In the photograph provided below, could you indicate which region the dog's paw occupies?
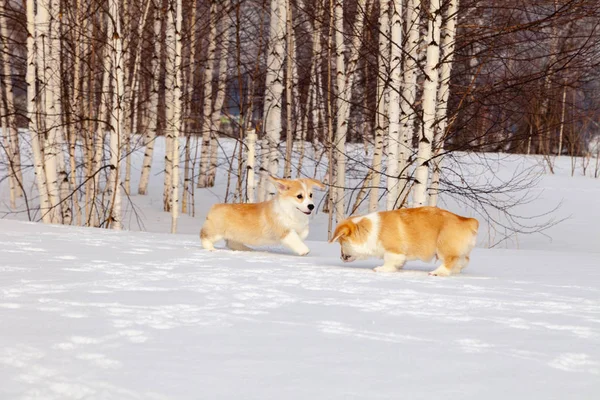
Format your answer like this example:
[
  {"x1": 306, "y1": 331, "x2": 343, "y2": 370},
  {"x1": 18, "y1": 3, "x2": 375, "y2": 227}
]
[
  {"x1": 429, "y1": 268, "x2": 451, "y2": 277},
  {"x1": 200, "y1": 239, "x2": 216, "y2": 251},
  {"x1": 374, "y1": 265, "x2": 398, "y2": 273},
  {"x1": 298, "y1": 249, "x2": 310, "y2": 256}
]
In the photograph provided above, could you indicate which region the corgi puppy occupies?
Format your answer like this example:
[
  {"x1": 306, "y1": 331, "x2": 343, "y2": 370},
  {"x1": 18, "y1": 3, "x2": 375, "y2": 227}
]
[
  {"x1": 329, "y1": 206, "x2": 479, "y2": 276},
  {"x1": 200, "y1": 176, "x2": 325, "y2": 255}
]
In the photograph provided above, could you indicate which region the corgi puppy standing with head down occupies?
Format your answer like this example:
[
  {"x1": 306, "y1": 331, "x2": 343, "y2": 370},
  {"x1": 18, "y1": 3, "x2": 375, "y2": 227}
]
[
  {"x1": 200, "y1": 176, "x2": 325, "y2": 255},
  {"x1": 329, "y1": 206, "x2": 479, "y2": 276}
]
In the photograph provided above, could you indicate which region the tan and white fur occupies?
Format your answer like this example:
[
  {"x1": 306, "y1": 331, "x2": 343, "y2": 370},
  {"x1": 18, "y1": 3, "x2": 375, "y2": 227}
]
[
  {"x1": 329, "y1": 206, "x2": 479, "y2": 276},
  {"x1": 200, "y1": 176, "x2": 325, "y2": 255}
]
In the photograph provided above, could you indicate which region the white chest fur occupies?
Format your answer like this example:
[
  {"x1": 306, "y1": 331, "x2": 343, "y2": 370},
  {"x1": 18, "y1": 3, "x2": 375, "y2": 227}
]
[{"x1": 272, "y1": 198, "x2": 310, "y2": 236}]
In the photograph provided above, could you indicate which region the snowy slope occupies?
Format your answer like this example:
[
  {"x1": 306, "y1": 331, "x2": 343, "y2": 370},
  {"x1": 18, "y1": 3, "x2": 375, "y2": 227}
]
[{"x1": 1, "y1": 219, "x2": 599, "y2": 399}]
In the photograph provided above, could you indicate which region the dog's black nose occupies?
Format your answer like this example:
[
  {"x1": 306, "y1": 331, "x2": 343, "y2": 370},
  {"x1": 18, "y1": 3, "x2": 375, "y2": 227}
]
[{"x1": 307, "y1": 204, "x2": 314, "y2": 211}]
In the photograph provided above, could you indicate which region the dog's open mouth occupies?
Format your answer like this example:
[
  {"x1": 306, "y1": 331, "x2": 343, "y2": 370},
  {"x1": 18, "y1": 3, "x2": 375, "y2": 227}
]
[{"x1": 297, "y1": 208, "x2": 311, "y2": 215}]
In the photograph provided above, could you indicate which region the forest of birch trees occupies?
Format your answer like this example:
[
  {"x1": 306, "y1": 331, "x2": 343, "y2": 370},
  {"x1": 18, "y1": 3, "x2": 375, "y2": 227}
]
[{"x1": 1, "y1": 0, "x2": 600, "y2": 234}]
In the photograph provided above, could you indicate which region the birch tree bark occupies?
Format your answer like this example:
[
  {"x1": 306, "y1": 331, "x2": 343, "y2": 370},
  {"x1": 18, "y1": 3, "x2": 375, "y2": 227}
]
[
  {"x1": 333, "y1": 0, "x2": 346, "y2": 221},
  {"x1": 283, "y1": 0, "x2": 294, "y2": 179},
  {"x1": 138, "y1": 5, "x2": 162, "y2": 195},
  {"x1": 0, "y1": 7, "x2": 24, "y2": 197},
  {"x1": 182, "y1": 0, "x2": 199, "y2": 214},
  {"x1": 369, "y1": 0, "x2": 389, "y2": 213},
  {"x1": 398, "y1": 0, "x2": 421, "y2": 205},
  {"x1": 429, "y1": 0, "x2": 460, "y2": 207},
  {"x1": 557, "y1": 85, "x2": 567, "y2": 157},
  {"x1": 412, "y1": 0, "x2": 442, "y2": 207},
  {"x1": 70, "y1": 0, "x2": 85, "y2": 226},
  {"x1": 166, "y1": 0, "x2": 183, "y2": 233},
  {"x1": 206, "y1": 7, "x2": 233, "y2": 188},
  {"x1": 0, "y1": 100, "x2": 16, "y2": 209},
  {"x1": 37, "y1": 0, "x2": 62, "y2": 223},
  {"x1": 26, "y1": 0, "x2": 51, "y2": 223},
  {"x1": 91, "y1": 45, "x2": 111, "y2": 226},
  {"x1": 82, "y1": 11, "x2": 96, "y2": 225},
  {"x1": 333, "y1": 0, "x2": 368, "y2": 222},
  {"x1": 246, "y1": 129, "x2": 257, "y2": 202},
  {"x1": 197, "y1": 1, "x2": 218, "y2": 189},
  {"x1": 107, "y1": 0, "x2": 124, "y2": 230},
  {"x1": 50, "y1": 0, "x2": 72, "y2": 224},
  {"x1": 386, "y1": 0, "x2": 402, "y2": 210},
  {"x1": 123, "y1": 0, "x2": 153, "y2": 196},
  {"x1": 258, "y1": 0, "x2": 286, "y2": 200},
  {"x1": 163, "y1": 1, "x2": 176, "y2": 212}
]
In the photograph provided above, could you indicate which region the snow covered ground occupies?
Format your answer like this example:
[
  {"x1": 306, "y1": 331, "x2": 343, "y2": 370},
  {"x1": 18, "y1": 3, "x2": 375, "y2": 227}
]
[
  {"x1": 1, "y1": 137, "x2": 600, "y2": 398},
  {"x1": 1, "y1": 219, "x2": 599, "y2": 399}
]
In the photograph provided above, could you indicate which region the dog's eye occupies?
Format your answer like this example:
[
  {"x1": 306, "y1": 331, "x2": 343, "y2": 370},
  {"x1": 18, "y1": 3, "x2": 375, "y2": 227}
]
[
  {"x1": 297, "y1": 194, "x2": 303, "y2": 199},
  {"x1": 309, "y1": 193, "x2": 313, "y2": 198}
]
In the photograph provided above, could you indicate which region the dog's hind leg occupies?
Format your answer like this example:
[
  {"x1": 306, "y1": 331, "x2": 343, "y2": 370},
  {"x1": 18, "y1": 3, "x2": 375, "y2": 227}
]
[
  {"x1": 452, "y1": 256, "x2": 470, "y2": 274},
  {"x1": 200, "y1": 226, "x2": 221, "y2": 251},
  {"x1": 201, "y1": 236, "x2": 221, "y2": 251},
  {"x1": 430, "y1": 255, "x2": 460, "y2": 277},
  {"x1": 226, "y1": 240, "x2": 252, "y2": 252}
]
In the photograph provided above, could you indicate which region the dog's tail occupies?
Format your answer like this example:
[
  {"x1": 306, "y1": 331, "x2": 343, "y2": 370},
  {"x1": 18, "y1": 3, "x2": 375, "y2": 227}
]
[{"x1": 468, "y1": 218, "x2": 479, "y2": 236}]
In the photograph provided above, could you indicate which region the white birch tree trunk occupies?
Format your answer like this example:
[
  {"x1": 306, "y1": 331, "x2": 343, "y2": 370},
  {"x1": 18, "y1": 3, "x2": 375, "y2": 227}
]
[
  {"x1": 369, "y1": 0, "x2": 389, "y2": 213},
  {"x1": 412, "y1": 0, "x2": 442, "y2": 207},
  {"x1": 304, "y1": 0, "x2": 324, "y2": 168},
  {"x1": 386, "y1": 0, "x2": 402, "y2": 211},
  {"x1": 182, "y1": 0, "x2": 199, "y2": 214},
  {"x1": 0, "y1": 8, "x2": 24, "y2": 197},
  {"x1": 166, "y1": 0, "x2": 182, "y2": 233},
  {"x1": 398, "y1": 0, "x2": 421, "y2": 206},
  {"x1": 333, "y1": 0, "x2": 368, "y2": 222},
  {"x1": 246, "y1": 129, "x2": 257, "y2": 202},
  {"x1": 206, "y1": 6, "x2": 232, "y2": 187},
  {"x1": 283, "y1": 0, "x2": 294, "y2": 179},
  {"x1": 258, "y1": 0, "x2": 287, "y2": 200},
  {"x1": 333, "y1": 0, "x2": 346, "y2": 221},
  {"x1": 0, "y1": 101, "x2": 16, "y2": 209},
  {"x1": 70, "y1": 0, "x2": 84, "y2": 227},
  {"x1": 163, "y1": 4, "x2": 176, "y2": 212},
  {"x1": 26, "y1": 0, "x2": 51, "y2": 223},
  {"x1": 107, "y1": 0, "x2": 124, "y2": 230},
  {"x1": 82, "y1": 11, "x2": 95, "y2": 225},
  {"x1": 123, "y1": 0, "x2": 153, "y2": 196},
  {"x1": 557, "y1": 84, "x2": 567, "y2": 157},
  {"x1": 197, "y1": 1, "x2": 218, "y2": 189},
  {"x1": 49, "y1": 0, "x2": 72, "y2": 225},
  {"x1": 258, "y1": 136, "x2": 268, "y2": 202},
  {"x1": 91, "y1": 47, "x2": 111, "y2": 227},
  {"x1": 163, "y1": 121, "x2": 173, "y2": 211},
  {"x1": 429, "y1": 0, "x2": 460, "y2": 207},
  {"x1": 37, "y1": 0, "x2": 62, "y2": 224},
  {"x1": 138, "y1": 6, "x2": 162, "y2": 195}
]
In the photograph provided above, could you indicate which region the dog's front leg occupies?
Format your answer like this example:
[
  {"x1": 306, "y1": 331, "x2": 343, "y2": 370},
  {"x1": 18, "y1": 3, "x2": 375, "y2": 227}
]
[
  {"x1": 374, "y1": 252, "x2": 406, "y2": 272},
  {"x1": 299, "y1": 227, "x2": 309, "y2": 241},
  {"x1": 281, "y1": 231, "x2": 310, "y2": 256}
]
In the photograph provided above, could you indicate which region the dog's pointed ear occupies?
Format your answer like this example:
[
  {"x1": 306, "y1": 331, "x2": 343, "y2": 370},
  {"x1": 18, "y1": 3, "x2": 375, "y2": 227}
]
[
  {"x1": 329, "y1": 222, "x2": 351, "y2": 243},
  {"x1": 268, "y1": 176, "x2": 290, "y2": 192},
  {"x1": 303, "y1": 178, "x2": 326, "y2": 190}
]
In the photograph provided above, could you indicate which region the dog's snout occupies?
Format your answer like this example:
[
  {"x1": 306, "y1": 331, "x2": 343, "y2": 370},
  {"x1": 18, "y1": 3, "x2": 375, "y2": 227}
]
[{"x1": 307, "y1": 204, "x2": 315, "y2": 211}]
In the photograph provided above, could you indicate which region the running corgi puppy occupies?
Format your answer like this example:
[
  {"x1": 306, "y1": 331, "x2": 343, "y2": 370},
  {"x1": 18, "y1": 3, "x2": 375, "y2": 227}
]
[
  {"x1": 200, "y1": 176, "x2": 325, "y2": 255},
  {"x1": 330, "y1": 206, "x2": 479, "y2": 276}
]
